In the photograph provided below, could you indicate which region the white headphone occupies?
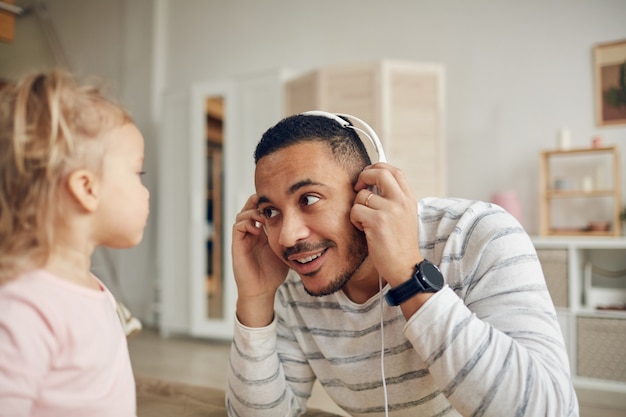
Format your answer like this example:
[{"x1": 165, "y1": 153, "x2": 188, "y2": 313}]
[{"x1": 300, "y1": 110, "x2": 387, "y2": 163}]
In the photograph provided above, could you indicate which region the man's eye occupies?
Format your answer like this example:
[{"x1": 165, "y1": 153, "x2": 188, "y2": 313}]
[
  {"x1": 302, "y1": 195, "x2": 320, "y2": 206},
  {"x1": 261, "y1": 207, "x2": 279, "y2": 219}
]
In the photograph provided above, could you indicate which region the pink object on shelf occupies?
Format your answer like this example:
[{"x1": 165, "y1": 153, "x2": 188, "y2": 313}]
[
  {"x1": 491, "y1": 191, "x2": 523, "y2": 223},
  {"x1": 592, "y1": 136, "x2": 603, "y2": 148}
]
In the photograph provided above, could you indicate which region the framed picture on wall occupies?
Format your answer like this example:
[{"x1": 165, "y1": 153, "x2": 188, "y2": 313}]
[{"x1": 594, "y1": 39, "x2": 626, "y2": 126}]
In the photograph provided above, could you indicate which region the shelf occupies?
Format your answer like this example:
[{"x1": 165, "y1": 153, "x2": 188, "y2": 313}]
[
  {"x1": 577, "y1": 306, "x2": 626, "y2": 318},
  {"x1": 205, "y1": 97, "x2": 223, "y2": 144},
  {"x1": 205, "y1": 96, "x2": 224, "y2": 120},
  {"x1": 542, "y1": 146, "x2": 617, "y2": 157},
  {"x1": 546, "y1": 189, "x2": 616, "y2": 198},
  {"x1": 546, "y1": 228, "x2": 615, "y2": 237},
  {"x1": 532, "y1": 236, "x2": 626, "y2": 248},
  {"x1": 539, "y1": 146, "x2": 621, "y2": 237},
  {"x1": 579, "y1": 307, "x2": 626, "y2": 316}
]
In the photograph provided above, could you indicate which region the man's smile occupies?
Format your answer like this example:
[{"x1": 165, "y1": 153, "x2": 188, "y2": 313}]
[
  {"x1": 284, "y1": 243, "x2": 333, "y2": 276},
  {"x1": 292, "y1": 249, "x2": 326, "y2": 264}
]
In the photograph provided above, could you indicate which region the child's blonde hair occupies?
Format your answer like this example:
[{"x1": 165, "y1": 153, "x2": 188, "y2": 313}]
[{"x1": 0, "y1": 68, "x2": 133, "y2": 283}]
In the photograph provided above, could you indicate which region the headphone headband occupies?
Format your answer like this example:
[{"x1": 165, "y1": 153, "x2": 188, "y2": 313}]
[{"x1": 299, "y1": 110, "x2": 387, "y2": 163}]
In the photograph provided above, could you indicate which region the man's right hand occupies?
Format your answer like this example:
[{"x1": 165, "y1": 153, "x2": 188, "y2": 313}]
[{"x1": 231, "y1": 194, "x2": 289, "y2": 327}]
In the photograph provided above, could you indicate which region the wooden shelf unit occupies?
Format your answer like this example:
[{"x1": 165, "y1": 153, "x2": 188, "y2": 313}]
[{"x1": 539, "y1": 146, "x2": 622, "y2": 237}]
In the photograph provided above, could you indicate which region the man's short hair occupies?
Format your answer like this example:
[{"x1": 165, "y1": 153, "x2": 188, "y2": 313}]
[{"x1": 254, "y1": 114, "x2": 372, "y2": 183}]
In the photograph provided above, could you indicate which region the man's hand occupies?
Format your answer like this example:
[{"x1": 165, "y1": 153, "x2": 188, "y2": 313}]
[
  {"x1": 232, "y1": 194, "x2": 289, "y2": 327},
  {"x1": 351, "y1": 163, "x2": 435, "y2": 315},
  {"x1": 350, "y1": 163, "x2": 422, "y2": 290}
]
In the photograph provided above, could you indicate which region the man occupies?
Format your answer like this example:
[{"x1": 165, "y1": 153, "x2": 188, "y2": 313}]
[{"x1": 227, "y1": 112, "x2": 579, "y2": 416}]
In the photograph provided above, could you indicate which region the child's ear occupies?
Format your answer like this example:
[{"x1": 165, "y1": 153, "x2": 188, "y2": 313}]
[{"x1": 67, "y1": 169, "x2": 99, "y2": 212}]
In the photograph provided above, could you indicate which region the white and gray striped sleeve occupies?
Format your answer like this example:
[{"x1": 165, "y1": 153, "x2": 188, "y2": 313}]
[
  {"x1": 226, "y1": 311, "x2": 314, "y2": 417},
  {"x1": 406, "y1": 201, "x2": 578, "y2": 417}
]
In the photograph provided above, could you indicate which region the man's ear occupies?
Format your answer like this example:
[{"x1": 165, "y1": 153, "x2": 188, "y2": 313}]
[{"x1": 67, "y1": 169, "x2": 100, "y2": 212}]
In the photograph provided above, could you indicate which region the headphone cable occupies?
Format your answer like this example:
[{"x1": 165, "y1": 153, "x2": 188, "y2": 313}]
[{"x1": 379, "y1": 274, "x2": 390, "y2": 417}]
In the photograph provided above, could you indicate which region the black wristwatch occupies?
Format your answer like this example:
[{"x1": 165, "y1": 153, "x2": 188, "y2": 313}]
[{"x1": 384, "y1": 259, "x2": 444, "y2": 306}]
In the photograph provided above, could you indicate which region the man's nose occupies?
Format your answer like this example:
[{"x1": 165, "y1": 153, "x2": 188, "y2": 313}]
[{"x1": 278, "y1": 211, "x2": 309, "y2": 248}]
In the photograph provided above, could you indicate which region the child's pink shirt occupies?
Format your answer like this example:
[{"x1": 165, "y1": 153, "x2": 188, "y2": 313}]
[{"x1": 0, "y1": 269, "x2": 136, "y2": 417}]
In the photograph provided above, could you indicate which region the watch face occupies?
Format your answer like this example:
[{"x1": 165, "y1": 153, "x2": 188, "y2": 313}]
[{"x1": 420, "y1": 261, "x2": 444, "y2": 290}]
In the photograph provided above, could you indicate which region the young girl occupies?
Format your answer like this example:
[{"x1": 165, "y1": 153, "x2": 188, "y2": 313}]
[{"x1": 0, "y1": 69, "x2": 150, "y2": 416}]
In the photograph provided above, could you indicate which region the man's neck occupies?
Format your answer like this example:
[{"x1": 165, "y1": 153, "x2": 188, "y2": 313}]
[{"x1": 342, "y1": 258, "x2": 385, "y2": 304}]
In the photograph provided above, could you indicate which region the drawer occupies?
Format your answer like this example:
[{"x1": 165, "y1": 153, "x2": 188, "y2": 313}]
[
  {"x1": 536, "y1": 249, "x2": 569, "y2": 308},
  {"x1": 577, "y1": 316, "x2": 626, "y2": 382}
]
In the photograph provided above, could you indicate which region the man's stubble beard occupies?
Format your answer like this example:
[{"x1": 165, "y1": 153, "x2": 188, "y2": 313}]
[{"x1": 303, "y1": 227, "x2": 369, "y2": 297}]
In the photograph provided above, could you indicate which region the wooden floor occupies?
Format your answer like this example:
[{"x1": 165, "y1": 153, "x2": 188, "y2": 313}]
[{"x1": 128, "y1": 329, "x2": 625, "y2": 417}]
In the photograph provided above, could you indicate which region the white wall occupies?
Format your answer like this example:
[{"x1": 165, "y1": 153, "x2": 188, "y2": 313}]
[
  {"x1": 1, "y1": 0, "x2": 625, "y2": 326},
  {"x1": 0, "y1": 0, "x2": 158, "y2": 325},
  {"x1": 162, "y1": 0, "x2": 626, "y2": 234}
]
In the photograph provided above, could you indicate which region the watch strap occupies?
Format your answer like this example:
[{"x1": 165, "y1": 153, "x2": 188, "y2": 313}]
[
  {"x1": 384, "y1": 271, "x2": 427, "y2": 306},
  {"x1": 384, "y1": 260, "x2": 443, "y2": 306}
]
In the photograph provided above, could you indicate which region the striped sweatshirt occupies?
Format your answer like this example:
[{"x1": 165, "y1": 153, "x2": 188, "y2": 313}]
[{"x1": 227, "y1": 197, "x2": 579, "y2": 416}]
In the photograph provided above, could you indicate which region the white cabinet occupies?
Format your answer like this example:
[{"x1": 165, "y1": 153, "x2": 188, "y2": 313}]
[
  {"x1": 285, "y1": 60, "x2": 446, "y2": 199},
  {"x1": 157, "y1": 69, "x2": 291, "y2": 340},
  {"x1": 533, "y1": 237, "x2": 626, "y2": 393}
]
